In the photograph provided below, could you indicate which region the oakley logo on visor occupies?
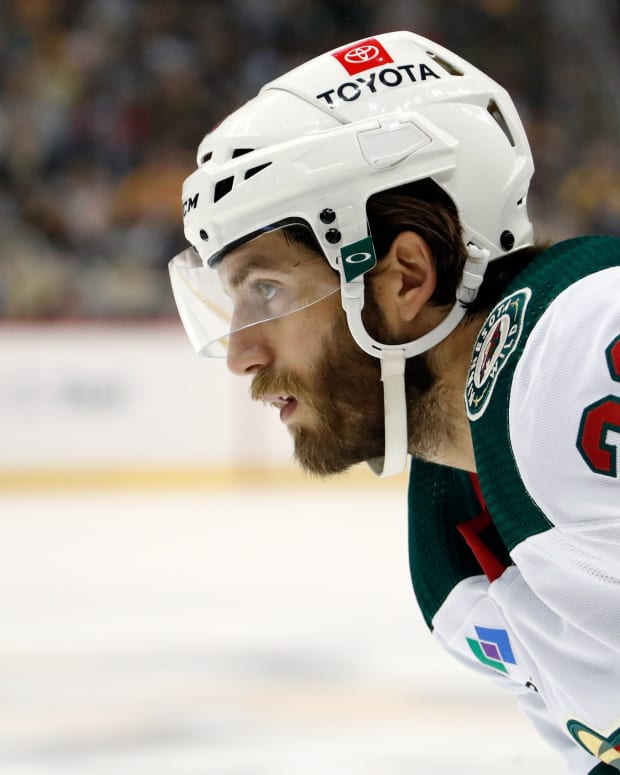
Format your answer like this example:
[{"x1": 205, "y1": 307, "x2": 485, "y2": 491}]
[{"x1": 332, "y1": 38, "x2": 393, "y2": 75}]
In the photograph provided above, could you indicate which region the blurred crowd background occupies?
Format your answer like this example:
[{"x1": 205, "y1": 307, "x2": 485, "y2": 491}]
[{"x1": 1, "y1": 0, "x2": 618, "y2": 321}]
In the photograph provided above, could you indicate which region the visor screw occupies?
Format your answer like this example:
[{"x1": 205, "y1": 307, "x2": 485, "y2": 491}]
[
  {"x1": 325, "y1": 228, "x2": 341, "y2": 244},
  {"x1": 319, "y1": 208, "x2": 336, "y2": 224},
  {"x1": 500, "y1": 230, "x2": 514, "y2": 251}
]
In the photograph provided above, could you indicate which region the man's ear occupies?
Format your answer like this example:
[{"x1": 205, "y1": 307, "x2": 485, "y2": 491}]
[{"x1": 388, "y1": 231, "x2": 437, "y2": 323}]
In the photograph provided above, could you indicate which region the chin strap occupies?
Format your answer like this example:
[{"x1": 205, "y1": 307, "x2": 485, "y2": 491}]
[
  {"x1": 366, "y1": 349, "x2": 408, "y2": 477},
  {"x1": 361, "y1": 243, "x2": 490, "y2": 479}
]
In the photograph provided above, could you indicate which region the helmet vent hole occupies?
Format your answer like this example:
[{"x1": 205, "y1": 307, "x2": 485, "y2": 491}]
[
  {"x1": 232, "y1": 148, "x2": 254, "y2": 158},
  {"x1": 426, "y1": 51, "x2": 463, "y2": 76},
  {"x1": 487, "y1": 99, "x2": 515, "y2": 147},
  {"x1": 213, "y1": 176, "x2": 234, "y2": 203},
  {"x1": 200, "y1": 151, "x2": 213, "y2": 165},
  {"x1": 244, "y1": 162, "x2": 272, "y2": 180}
]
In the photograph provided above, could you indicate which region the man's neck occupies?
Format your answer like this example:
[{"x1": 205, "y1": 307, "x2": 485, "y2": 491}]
[{"x1": 425, "y1": 312, "x2": 488, "y2": 472}]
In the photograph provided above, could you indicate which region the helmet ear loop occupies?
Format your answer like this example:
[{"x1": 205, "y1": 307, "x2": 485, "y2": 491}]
[{"x1": 458, "y1": 244, "x2": 490, "y2": 305}]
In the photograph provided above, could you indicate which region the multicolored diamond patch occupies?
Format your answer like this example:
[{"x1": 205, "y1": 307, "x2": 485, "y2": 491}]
[{"x1": 466, "y1": 626, "x2": 517, "y2": 674}]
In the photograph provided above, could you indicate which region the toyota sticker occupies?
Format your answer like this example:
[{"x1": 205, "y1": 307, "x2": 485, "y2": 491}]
[{"x1": 331, "y1": 37, "x2": 394, "y2": 75}]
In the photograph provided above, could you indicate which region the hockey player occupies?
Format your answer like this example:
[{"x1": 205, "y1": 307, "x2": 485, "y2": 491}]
[{"x1": 169, "y1": 31, "x2": 620, "y2": 774}]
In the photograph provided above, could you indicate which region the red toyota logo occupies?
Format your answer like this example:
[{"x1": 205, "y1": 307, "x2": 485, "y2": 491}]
[
  {"x1": 344, "y1": 45, "x2": 380, "y2": 64},
  {"x1": 332, "y1": 37, "x2": 393, "y2": 75}
]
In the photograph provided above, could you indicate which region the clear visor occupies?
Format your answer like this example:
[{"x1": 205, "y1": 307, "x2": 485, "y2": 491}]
[{"x1": 169, "y1": 227, "x2": 341, "y2": 357}]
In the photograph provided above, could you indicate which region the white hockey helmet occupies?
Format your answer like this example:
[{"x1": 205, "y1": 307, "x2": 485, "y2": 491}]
[{"x1": 170, "y1": 30, "x2": 534, "y2": 475}]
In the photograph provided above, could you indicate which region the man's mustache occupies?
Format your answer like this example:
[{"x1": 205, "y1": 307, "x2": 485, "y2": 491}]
[{"x1": 250, "y1": 368, "x2": 307, "y2": 402}]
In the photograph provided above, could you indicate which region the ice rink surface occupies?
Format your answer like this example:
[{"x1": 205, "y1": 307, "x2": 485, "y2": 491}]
[{"x1": 0, "y1": 483, "x2": 563, "y2": 775}]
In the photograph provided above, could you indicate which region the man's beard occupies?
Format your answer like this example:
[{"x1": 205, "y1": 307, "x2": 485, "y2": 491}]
[{"x1": 250, "y1": 306, "x2": 454, "y2": 477}]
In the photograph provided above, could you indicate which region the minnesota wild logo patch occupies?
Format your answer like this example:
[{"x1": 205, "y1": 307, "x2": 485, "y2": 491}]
[
  {"x1": 466, "y1": 288, "x2": 531, "y2": 421},
  {"x1": 566, "y1": 717, "x2": 620, "y2": 770}
]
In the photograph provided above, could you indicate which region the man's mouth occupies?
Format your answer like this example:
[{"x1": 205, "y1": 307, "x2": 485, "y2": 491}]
[{"x1": 258, "y1": 393, "x2": 299, "y2": 423}]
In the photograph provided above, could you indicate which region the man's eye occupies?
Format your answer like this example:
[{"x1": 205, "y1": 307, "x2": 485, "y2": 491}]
[{"x1": 253, "y1": 281, "x2": 278, "y2": 302}]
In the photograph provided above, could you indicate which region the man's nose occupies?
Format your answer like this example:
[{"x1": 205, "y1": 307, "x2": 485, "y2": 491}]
[{"x1": 226, "y1": 323, "x2": 273, "y2": 375}]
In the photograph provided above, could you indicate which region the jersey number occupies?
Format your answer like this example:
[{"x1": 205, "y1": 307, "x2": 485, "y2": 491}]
[{"x1": 577, "y1": 334, "x2": 620, "y2": 477}]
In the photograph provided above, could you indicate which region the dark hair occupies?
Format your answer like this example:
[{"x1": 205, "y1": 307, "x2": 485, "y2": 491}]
[
  {"x1": 282, "y1": 223, "x2": 323, "y2": 254},
  {"x1": 366, "y1": 178, "x2": 545, "y2": 316}
]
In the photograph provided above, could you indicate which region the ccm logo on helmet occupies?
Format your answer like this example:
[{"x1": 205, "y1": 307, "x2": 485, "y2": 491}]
[
  {"x1": 183, "y1": 193, "x2": 199, "y2": 216},
  {"x1": 316, "y1": 63, "x2": 440, "y2": 108}
]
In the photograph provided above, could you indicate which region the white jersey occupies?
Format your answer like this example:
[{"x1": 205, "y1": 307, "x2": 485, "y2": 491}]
[{"x1": 408, "y1": 237, "x2": 620, "y2": 774}]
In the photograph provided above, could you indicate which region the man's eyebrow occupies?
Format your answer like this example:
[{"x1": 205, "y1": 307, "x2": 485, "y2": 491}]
[
  {"x1": 226, "y1": 259, "x2": 271, "y2": 290},
  {"x1": 225, "y1": 257, "x2": 301, "y2": 290}
]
